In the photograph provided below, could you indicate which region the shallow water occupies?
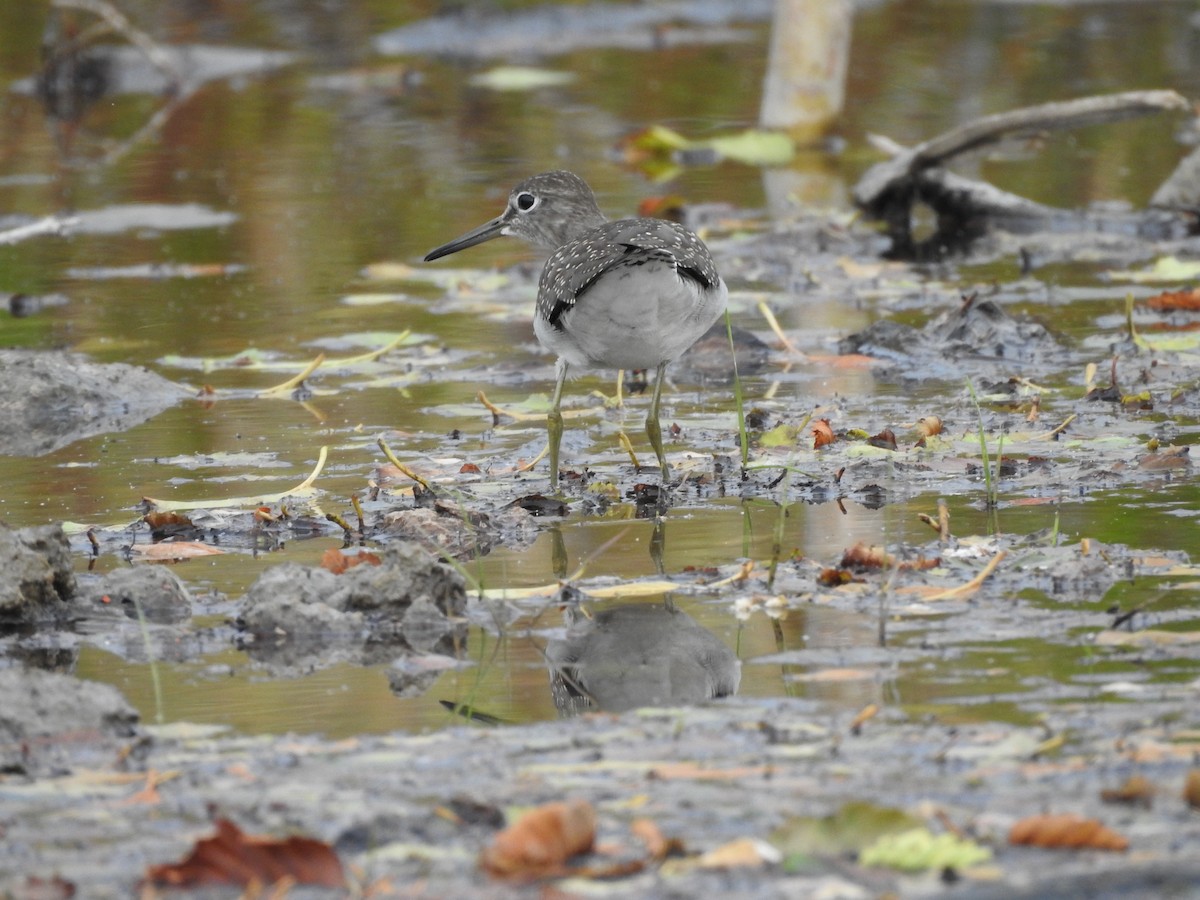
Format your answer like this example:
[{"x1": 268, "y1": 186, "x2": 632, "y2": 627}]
[{"x1": 2, "y1": 0, "x2": 1198, "y2": 737}]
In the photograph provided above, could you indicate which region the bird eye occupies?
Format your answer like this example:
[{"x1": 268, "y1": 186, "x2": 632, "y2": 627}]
[{"x1": 515, "y1": 192, "x2": 538, "y2": 212}]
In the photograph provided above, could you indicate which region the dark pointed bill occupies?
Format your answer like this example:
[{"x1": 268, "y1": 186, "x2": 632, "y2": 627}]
[{"x1": 423, "y1": 215, "x2": 508, "y2": 262}]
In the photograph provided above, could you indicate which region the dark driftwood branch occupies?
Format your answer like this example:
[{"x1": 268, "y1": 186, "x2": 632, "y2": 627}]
[
  {"x1": 50, "y1": 0, "x2": 181, "y2": 87},
  {"x1": 855, "y1": 90, "x2": 1189, "y2": 209},
  {"x1": 852, "y1": 89, "x2": 1194, "y2": 258}
]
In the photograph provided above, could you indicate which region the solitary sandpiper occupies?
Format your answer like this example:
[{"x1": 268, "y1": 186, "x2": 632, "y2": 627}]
[{"x1": 424, "y1": 170, "x2": 728, "y2": 490}]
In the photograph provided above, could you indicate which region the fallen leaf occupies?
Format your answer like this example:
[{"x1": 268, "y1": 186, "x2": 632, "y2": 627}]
[
  {"x1": 129, "y1": 541, "x2": 225, "y2": 560},
  {"x1": 144, "y1": 818, "x2": 344, "y2": 888},
  {"x1": 841, "y1": 542, "x2": 894, "y2": 569},
  {"x1": 1100, "y1": 774, "x2": 1155, "y2": 808},
  {"x1": 867, "y1": 428, "x2": 898, "y2": 451},
  {"x1": 480, "y1": 799, "x2": 596, "y2": 880},
  {"x1": 320, "y1": 548, "x2": 381, "y2": 574},
  {"x1": 860, "y1": 827, "x2": 991, "y2": 871},
  {"x1": 1185, "y1": 770, "x2": 1200, "y2": 809},
  {"x1": 1008, "y1": 814, "x2": 1128, "y2": 851},
  {"x1": 812, "y1": 418, "x2": 835, "y2": 449},
  {"x1": 698, "y1": 837, "x2": 781, "y2": 868},
  {"x1": 1146, "y1": 287, "x2": 1200, "y2": 311},
  {"x1": 916, "y1": 415, "x2": 944, "y2": 438}
]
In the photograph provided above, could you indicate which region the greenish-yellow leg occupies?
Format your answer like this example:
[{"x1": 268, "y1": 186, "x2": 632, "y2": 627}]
[
  {"x1": 646, "y1": 362, "x2": 669, "y2": 483},
  {"x1": 547, "y1": 359, "x2": 569, "y2": 490}
]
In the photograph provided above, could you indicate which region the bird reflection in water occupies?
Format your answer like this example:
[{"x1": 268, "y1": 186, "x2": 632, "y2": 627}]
[{"x1": 546, "y1": 595, "x2": 741, "y2": 717}]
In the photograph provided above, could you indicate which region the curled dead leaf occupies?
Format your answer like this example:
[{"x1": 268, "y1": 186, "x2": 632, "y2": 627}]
[
  {"x1": 867, "y1": 428, "x2": 898, "y2": 451},
  {"x1": 144, "y1": 818, "x2": 344, "y2": 888},
  {"x1": 1100, "y1": 774, "x2": 1155, "y2": 808},
  {"x1": 1146, "y1": 287, "x2": 1200, "y2": 311},
  {"x1": 916, "y1": 415, "x2": 943, "y2": 438},
  {"x1": 1008, "y1": 813, "x2": 1128, "y2": 851},
  {"x1": 480, "y1": 799, "x2": 596, "y2": 880},
  {"x1": 1185, "y1": 769, "x2": 1200, "y2": 809},
  {"x1": 812, "y1": 418, "x2": 835, "y2": 449},
  {"x1": 840, "y1": 542, "x2": 894, "y2": 570},
  {"x1": 320, "y1": 548, "x2": 382, "y2": 574}
]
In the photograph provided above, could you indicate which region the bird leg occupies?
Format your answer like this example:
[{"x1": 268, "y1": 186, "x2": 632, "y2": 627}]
[
  {"x1": 645, "y1": 362, "x2": 670, "y2": 483},
  {"x1": 547, "y1": 358, "x2": 569, "y2": 490}
]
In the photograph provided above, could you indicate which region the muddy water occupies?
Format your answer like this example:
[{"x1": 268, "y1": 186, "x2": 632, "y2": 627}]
[{"x1": 2, "y1": 1, "x2": 1198, "y2": 738}]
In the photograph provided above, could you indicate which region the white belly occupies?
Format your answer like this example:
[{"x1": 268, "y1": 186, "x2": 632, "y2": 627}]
[{"x1": 533, "y1": 261, "x2": 728, "y2": 371}]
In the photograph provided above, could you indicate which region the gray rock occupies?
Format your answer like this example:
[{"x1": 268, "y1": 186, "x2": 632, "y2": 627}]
[
  {"x1": 0, "y1": 524, "x2": 77, "y2": 628},
  {"x1": 82, "y1": 566, "x2": 194, "y2": 625}
]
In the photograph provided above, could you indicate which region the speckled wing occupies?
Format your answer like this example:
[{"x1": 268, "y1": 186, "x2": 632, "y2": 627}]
[{"x1": 537, "y1": 218, "x2": 721, "y2": 329}]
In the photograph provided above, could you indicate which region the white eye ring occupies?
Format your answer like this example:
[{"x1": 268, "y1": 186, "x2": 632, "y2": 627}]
[{"x1": 515, "y1": 191, "x2": 539, "y2": 212}]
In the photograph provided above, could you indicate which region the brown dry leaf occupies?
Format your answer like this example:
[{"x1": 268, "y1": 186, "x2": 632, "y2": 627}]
[
  {"x1": 841, "y1": 542, "x2": 894, "y2": 569},
  {"x1": 867, "y1": 428, "x2": 898, "y2": 451},
  {"x1": 1146, "y1": 287, "x2": 1200, "y2": 311},
  {"x1": 812, "y1": 418, "x2": 835, "y2": 449},
  {"x1": 818, "y1": 567, "x2": 857, "y2": 587},
  {"x1": 142, "y1": 511, "x2": 194, "y2": 530},
  {"x1": 1100, "y1": 774, "x2": 1155, "y2": 808},
  {"x1": 637, "y1": 195, "x2": 687, "y2": 220},
  {"x1": 1138, "y1": 445, "x2": 1191, "y2": 470},
  {"x1": 129, "y1": 541, "x2": 225, "y2": 561},
  {"x1": 144, "y1": 818, "x2": 344, "y2": 888},
  {"x1": 480, "y1": 799, "x2": 596, "y2": 880},
  {"x1": 459, "y1": 462, "x2": 482, "y2": 474},
  {"x1": 320, "y1": 548, "x2": 382, "y2": 574},
  {"x1": 1185, "y1": 770, "x2": 1200, "y2": 809},
  {"x1": 916, "y1": 415, "x2": 943, "y2": 438},
  {"x1": 1008, "y1": 814, "x2": 1128, "y2": 851}
]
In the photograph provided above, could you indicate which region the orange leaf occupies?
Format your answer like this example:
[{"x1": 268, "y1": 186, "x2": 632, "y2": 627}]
[
  {"x1": 1146, "y1": 287, "x2": 1200, "y2": 311},
  {"x1": 1008, "y1": 813, "x2": 1128, "y2": 851},
  {"x1": 812, "y1": 418, "x2": 835, "y2": 449},
  {"x1": 1100, "y1": 774, "x2": 1156, "y2": 808},
  {"x1": 480, "y1": 800, "x2": 596, "y2": 880},
  {"x1": 145, "y1": 818, "x2": 344, "y2": 888},
  {"x1": 916, "y1": 415, "x2": 943, "y2": 437},
  {"x1": 320, "y1": 548, "x2": 382, "y2": 574},
  {"x1": 1185, "y1": 769, "x2": 1200, "y2": 809}
]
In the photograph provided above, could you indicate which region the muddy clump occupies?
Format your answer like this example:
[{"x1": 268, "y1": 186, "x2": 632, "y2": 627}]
[
  {"x1": 0, "y1": 524, "x2": 77, "y2": 629},
  {"x1": 0, "y1": 667, "x2": 139, "y2": 776},
  {"x1": 80, "y1": 566, "x2": 194, "y2": 625},
  {"x1": 236, "y1": 543, "x2": 468, "y2": 673},
  {"x1": 0, "y1": 349, "x2": 189, "y2": 457}
]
